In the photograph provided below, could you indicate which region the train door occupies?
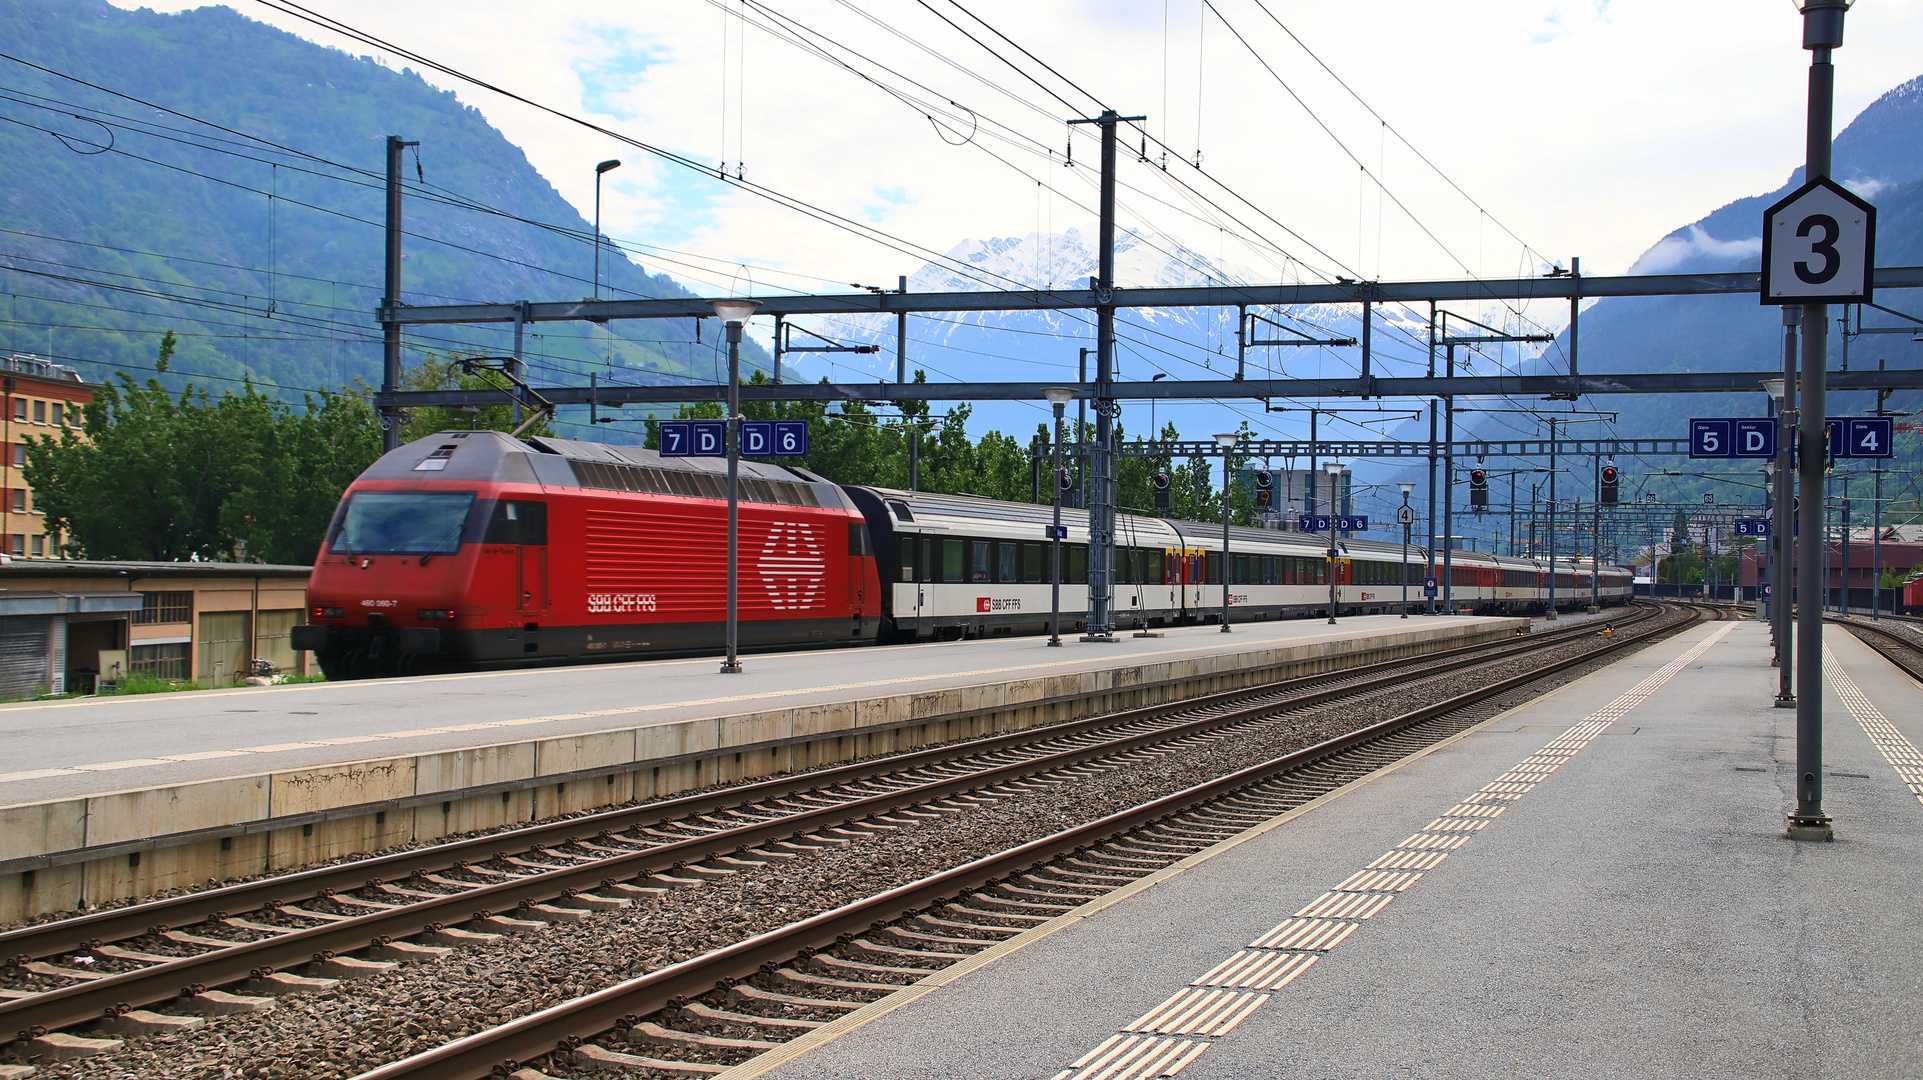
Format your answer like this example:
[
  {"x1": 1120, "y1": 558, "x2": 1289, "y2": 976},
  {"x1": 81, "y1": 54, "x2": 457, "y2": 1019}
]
[
  {"x1": 846, "y1": 522, "x2": 871, "y2": 635},
  {"x1": 1165, "y1": 548, "x2": 1202, "y2": 622},
  {"x1": 491, "y1": 500, "x2": 548, "y2": 617}
]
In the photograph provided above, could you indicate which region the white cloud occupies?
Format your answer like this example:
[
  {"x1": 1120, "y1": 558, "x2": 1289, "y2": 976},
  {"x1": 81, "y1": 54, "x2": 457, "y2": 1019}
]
[
  {"x1": 1626, "y1": 225, "x2": 1762, "y2": 275},
  {"x1": 106, "y1": 1, "x2": 1923, "y2": 291}
]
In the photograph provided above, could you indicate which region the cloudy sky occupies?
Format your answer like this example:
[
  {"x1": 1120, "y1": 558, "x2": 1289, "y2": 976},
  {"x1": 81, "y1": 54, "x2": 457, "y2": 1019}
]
[{"x1": 117, "y1": 0, "x2": 1923, "y2": 301}]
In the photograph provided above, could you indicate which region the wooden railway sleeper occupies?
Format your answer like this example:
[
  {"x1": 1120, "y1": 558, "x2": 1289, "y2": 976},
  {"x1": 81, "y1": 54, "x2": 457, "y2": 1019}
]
[
  {"x1": 878, "y1": 924, "x2": 1004, "y2": 949},
  {"x1": 806, "y1": 952, "x2": 926, "y2": 978},
  {"x1": 675, "y1": 999, "x2": 825, "y2": 1031},
  {"x1": 728, "y1": 982, "x2": 864, "y2": 1013},
  {"x1": 769, "y1": 966, "x2": 898, "y2": 997},
  {"x1": 627, "y1": 1019, "x2": 781, "y2": 1051},
  {"x1": 846, "y1": 937, "x2": 974, "y2": 963}
]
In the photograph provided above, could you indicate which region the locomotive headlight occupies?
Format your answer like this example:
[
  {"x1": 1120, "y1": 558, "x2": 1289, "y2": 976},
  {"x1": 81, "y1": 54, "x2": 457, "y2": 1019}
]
[
  {"x1": 311, "y1": 606, "x2": 342, "y2": 619},
  {"x1": 417, "y1": 608, "x2": 453, "y2": 621}
]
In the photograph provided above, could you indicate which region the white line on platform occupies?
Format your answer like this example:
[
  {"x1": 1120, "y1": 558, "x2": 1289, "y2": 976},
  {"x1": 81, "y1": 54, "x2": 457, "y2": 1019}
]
[
  {"x1": 1040, "y1": 622, "x2": 1737, "y2": 1080},
  {"x1": 1823, "y1": 645, "x2": 1923, "y2": 807}
]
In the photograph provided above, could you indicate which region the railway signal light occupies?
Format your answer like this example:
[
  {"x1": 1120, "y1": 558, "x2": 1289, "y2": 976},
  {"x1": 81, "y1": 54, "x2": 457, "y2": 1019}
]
[
  {"x1": 1152, "y1": 471, "x2": 1171, "y2": 511},
  {"x1": 1469, "y1": 468, "x2": 1488, "y2": 509},
  {"x1": 1058, "y1": 469, "x2": 1074, "y2": 493},
  {"x1": 1254, "y1": 469, "x2": 1273, "y2": 508},
  {"x1": 1600, "y1": 465, "x2": 1619, "y2": 504}
]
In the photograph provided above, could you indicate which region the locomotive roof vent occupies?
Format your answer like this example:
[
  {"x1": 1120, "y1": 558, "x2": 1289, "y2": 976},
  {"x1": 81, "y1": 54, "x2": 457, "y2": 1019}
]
[
  {"x1": 414, "y1": 443, "x2": 460, "y2": 472},
  {"x1": 887, "y1": 499, "x2": 914, "y2": 522}
]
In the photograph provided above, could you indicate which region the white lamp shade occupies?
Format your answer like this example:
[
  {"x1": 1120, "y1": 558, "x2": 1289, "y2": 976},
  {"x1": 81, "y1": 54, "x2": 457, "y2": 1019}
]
[
  {"x1": 710, "y1": 298, "x2": 761, "y2": 325},
  {"x1": 1324, "y1": 461, "x2": 1345, "y2": 477},
  {"x1": 1762, "y1": 379, "x2": 1785, "y2": 398},
  {"x1": 1212, "y1": 432, "x2": 1240, "y2": 449},
  {"x1": 1042, "y1": 387, "x2": 1076, "y2": 405},
  {"x1": 1399, "y1": 482, "x2": 1416, "y2": 494}
]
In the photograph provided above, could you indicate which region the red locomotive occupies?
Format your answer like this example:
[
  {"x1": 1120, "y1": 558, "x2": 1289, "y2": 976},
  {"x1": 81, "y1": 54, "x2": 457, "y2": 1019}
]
[{"x1": 292, "y1": 431, "x2": 880, "y2": 678}]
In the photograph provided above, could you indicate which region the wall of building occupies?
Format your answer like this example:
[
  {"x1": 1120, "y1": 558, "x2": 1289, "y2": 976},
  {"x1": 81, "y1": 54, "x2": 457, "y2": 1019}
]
[
  {"x1": 0, "y1": 565, "x2": 312, "y2": 692},
  {"x1": 0, "y1": 355, "x2": 94, "y2": 559}
]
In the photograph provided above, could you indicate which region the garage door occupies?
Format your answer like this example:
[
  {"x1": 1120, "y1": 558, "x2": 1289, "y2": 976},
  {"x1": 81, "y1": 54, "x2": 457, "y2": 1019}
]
[
  {"x1": 0, "y1": 616, "x2": 50, "y2": 700},
  {"x1": 198, "y1": 611, "x2": 250, "y2": 687}
]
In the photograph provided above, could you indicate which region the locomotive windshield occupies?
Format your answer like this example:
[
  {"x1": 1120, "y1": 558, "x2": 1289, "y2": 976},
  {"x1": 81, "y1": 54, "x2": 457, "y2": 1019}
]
[{"x1": 328, "y1": 491, "x2": 476, "y2": 555}]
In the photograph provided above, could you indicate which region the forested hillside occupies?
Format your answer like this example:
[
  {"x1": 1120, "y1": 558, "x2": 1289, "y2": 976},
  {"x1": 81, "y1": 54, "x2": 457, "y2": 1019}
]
[{"x1": 0, "y1": 0, "x2": 771, "y2": 402}]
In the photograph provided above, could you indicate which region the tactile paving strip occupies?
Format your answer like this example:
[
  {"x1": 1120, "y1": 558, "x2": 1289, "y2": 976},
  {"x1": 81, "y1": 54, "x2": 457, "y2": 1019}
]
[
  {"x1": 1045, "y1": 623, "x2": 1736, "y2": 1078},
  {"x1": 1824, "y1": 645, "x2": 1923, "y2": 806}
]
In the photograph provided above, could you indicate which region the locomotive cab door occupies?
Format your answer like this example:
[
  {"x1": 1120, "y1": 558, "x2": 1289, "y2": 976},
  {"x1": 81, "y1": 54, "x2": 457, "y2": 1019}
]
[{"x1": 489, "y1": 500, "x2": 548, "y2": 617}]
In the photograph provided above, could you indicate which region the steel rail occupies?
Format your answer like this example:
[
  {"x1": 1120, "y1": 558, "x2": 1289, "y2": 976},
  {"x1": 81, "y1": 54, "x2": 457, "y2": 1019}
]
[
  {"x1": 1, "y1": 607, "x2": 1654, "y2": 1037},
  {"x1": 349, "y1": 603, "x2": 1697, "y2": 1080}
]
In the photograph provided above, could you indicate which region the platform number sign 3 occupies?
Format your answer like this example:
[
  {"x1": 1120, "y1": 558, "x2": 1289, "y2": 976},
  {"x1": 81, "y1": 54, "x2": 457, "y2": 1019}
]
[{"x1": 1760, "y1": 176, "x2": 1876, "y2": 305}]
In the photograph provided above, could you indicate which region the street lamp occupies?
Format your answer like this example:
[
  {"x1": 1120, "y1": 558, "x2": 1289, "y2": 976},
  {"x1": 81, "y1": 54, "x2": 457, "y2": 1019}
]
[
  {"x1": 1398, "y1": 481, "x2": 1416, "y2": 618},
  {"x1": 712, "y1": 297, "x2": 760, "y2": 674},
  {"x1": 1325, "y1": 460, "x2": 1345, "y2": 624},
  {"x1": 593, "y1": 159, "x2": 622, "y2": 300},
  {"x1": 1044, "y1": 387, "x2": 1075, "y2": 646},
  {"x1": 1213, "y1": 432, "x2": 1239, "y2": 632}
]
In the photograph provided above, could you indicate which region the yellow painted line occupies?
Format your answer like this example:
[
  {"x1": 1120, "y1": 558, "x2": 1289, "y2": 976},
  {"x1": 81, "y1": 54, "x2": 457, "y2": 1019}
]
[{"x1": 1824, "y1": 644, "x2": 1923, "y2": 808}]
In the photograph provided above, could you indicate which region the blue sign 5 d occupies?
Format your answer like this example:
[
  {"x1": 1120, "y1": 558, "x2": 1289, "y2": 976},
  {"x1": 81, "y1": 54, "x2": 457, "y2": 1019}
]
[{"x1": 1690, "y1": 418, "x2": 1777, "y2": 459}]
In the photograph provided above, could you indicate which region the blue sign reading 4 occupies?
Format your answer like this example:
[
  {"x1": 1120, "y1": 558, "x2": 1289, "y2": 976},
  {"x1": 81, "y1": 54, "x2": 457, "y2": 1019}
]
[{"x1": 1822, "y1": 416, "x2": 1895, "y2": 459}]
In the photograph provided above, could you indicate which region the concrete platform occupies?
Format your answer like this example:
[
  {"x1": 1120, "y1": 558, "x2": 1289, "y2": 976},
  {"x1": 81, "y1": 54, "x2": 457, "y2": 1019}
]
[
  {"x1": 0, "y1": 615, "x2": 1521, "y2": 920},
  {"x1": 745, "y1": 620, "x2": 1923, "y2": 1080}
]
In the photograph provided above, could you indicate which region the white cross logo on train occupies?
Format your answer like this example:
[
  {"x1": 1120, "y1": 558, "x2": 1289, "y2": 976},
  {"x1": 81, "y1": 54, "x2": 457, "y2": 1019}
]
[{"x1": 759, "y1": 521, "x2": 826, "y2": 610}]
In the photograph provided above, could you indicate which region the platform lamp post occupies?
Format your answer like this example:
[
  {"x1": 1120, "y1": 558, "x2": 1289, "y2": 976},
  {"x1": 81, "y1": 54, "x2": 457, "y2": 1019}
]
[
  {"x1": 1325, "y1": 461, "x2": 1345, "y2": 625},
  {"x1": 1789, "y1": 0, "x2": 1851, "y2": 841},
  {"x1": 1213, "y1": 433, "x2": 1240, "y2": 632},
  {"x1": 1399, "y1": 482, "x2": 1416, "y2": 618},
  {"x1": 1764, "y1": 378, "x2": 1793, "y2": 701},
  {"x1": 1044, "y1": 388, "x2": 1075, "y2": 647},
  {"x1": 592, "y1": 159, "x2": 621, "y2": 300},
  {"x1": 712, "y1": 297, "x2": 760, "y2": 674}
]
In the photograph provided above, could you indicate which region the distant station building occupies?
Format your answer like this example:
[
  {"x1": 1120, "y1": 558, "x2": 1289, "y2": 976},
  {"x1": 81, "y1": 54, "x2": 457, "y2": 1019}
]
[
  {"x1": 0, "y1": 561, "x2": 313, "y2": 698},
  {"x1": 1, "y1": 353, "x2": 95, "y2": 559}
]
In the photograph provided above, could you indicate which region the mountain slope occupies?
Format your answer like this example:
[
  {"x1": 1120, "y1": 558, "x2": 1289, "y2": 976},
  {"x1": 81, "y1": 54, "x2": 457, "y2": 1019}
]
[{"x1": 0, "y1": 0, "x2": 771, "y2": 405}]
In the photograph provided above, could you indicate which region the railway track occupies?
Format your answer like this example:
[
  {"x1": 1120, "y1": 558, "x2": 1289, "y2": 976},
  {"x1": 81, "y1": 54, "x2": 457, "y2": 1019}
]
[
  {"x1": 1826, "y1": 614, "x2": 1923, "y2": 684},
  {"x1": 0, "y1": 603, "x2": 1669, "y2": 1069},
  {"x1": 311, "y1": 601, "x2": 1698, "y2": 1080}
]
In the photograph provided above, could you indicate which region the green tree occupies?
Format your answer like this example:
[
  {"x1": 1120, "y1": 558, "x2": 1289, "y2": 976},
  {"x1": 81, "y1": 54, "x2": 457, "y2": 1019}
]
[{"x1": 24, "y1": 333, "x2": 385, "y2": 564}]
